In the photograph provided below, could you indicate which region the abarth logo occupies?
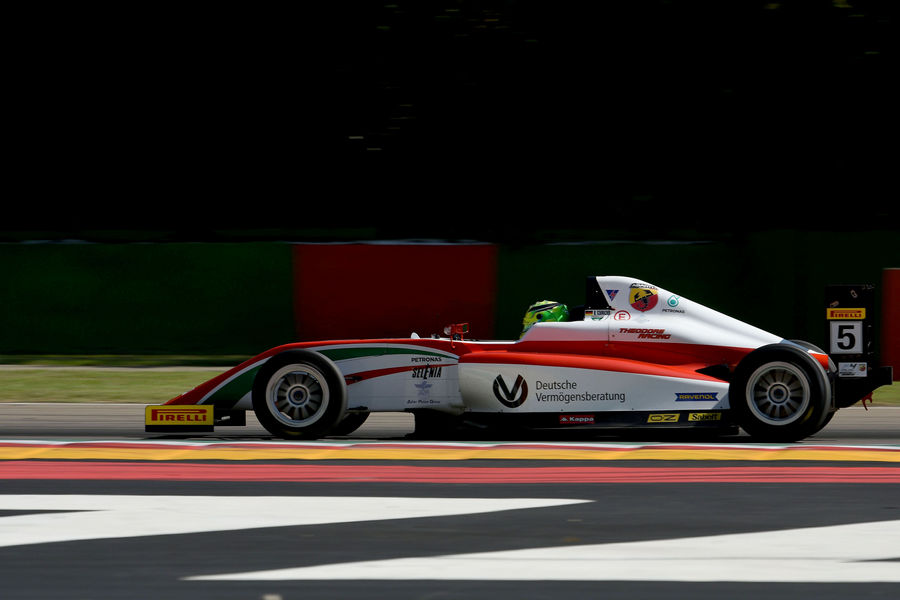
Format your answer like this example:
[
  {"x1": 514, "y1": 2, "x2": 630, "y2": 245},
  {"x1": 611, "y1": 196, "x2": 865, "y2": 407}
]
[
  {"x1": 629, "y1": 284, "x2": 658, "y2": 312},
  {"x1": 493, "y1": 374, "x2": 528, "y2": 408}
]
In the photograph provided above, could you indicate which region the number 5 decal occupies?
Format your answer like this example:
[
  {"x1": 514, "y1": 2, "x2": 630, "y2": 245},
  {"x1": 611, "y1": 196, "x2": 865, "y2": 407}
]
[{"x1": 830, "y1": 321, "x2": 863, "y2": 354}]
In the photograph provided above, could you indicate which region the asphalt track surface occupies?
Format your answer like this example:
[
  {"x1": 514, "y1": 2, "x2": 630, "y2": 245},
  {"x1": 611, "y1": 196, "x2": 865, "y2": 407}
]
[{"x1": 1, "y1": 405, "x2": 899, "y2": 600}]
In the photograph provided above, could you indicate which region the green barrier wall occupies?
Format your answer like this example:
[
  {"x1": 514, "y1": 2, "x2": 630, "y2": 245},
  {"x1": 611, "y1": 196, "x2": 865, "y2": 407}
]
[
  {"x1": 0, "y1": 243, "x2": 295, "y2": 355},
  {"x1": 1, "y1": 232, "x2": 896, "y2": 357}
]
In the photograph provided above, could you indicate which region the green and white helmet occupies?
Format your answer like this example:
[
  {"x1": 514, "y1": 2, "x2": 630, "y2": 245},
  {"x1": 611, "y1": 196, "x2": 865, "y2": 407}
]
[{"x1": 521, "y1": 300, "x2": 569, "y2": 337}]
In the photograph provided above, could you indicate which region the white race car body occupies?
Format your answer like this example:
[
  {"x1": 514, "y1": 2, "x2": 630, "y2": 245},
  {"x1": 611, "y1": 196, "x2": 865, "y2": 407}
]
[{"x1": 148, "y1": 276, "x2": 889, "y2": 441}]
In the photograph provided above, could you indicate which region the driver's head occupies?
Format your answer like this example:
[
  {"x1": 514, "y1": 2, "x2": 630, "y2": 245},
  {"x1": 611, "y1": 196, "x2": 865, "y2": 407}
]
[{"x1": 521, "y1": 300, "x2": 569, "y2": 337}]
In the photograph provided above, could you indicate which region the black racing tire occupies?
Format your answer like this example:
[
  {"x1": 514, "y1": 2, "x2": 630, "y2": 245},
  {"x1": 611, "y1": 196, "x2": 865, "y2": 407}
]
[
  {"x1": 331, "y1": 412, "x2": 370, "y2": 436},
  {"x1": 811, "y1": 409, "x2": 837, "y2": 436},
  {"x1": 252, "y1": 350, "x2": 347, "y2": 440},
  {"x1": 729, "y1": 344, "x2": 831, "y2": 442},
  {"x1": 788, "y1": 339, "x2": 837, "y2": 375},
  {"x1": 787, "y1": 339, "x2": 838, "y2": 435}
]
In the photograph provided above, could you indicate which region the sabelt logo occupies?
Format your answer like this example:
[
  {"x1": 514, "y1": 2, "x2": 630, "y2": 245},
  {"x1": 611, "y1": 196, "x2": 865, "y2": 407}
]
[
  {"x1": 145, "y1": 406, "x2": 214, "y2": 425},
  {"x1": 827, "y1": 307, "x2": 866, "y2": 320},
  {"x1": 688, "y1": 412, "x2": 722, "y2": 422},
  {"x1": 493, "y1": 374, "x2": 528, "y2": 408}
]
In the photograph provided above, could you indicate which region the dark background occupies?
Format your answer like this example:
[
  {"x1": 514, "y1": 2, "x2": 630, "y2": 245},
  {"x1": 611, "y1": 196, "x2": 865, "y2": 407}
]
[{"x1": 7, "y1": 1, "x2": 896, "y2": 243}]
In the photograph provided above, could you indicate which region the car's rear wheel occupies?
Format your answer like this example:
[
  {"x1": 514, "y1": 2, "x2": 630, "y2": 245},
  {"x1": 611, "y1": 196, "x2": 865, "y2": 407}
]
[
  {"x1": 730, "y1": 344, "x2": 831, "y2": 442},
  {"x1": 252, "y1": 350, "x2": 346, "y2": 439}
]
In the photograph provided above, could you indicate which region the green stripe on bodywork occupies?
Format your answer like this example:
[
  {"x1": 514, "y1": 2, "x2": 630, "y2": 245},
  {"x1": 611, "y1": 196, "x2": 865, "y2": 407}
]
[
  {"x1": 318, "y1": 347, "x2": 453, "y2": 362},
  {"x1": 199, "y1": 347, "x2": 453, "y2": 408},
  {"x1": 202, "y1": 365, "x2": 262, "y2": 408}
]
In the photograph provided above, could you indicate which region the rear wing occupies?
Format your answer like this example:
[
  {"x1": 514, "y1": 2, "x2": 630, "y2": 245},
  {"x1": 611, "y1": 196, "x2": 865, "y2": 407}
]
[{"x1": 826, "y1": 283, "x2": 893, "y2": 407}]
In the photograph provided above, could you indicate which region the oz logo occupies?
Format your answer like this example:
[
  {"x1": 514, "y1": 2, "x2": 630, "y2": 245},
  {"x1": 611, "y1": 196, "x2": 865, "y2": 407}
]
[{"x1": 493, "y1": 374, "x2": 528, "y2": 408}]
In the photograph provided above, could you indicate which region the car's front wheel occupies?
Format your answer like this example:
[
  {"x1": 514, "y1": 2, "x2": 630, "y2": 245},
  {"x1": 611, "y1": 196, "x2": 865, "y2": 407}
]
[
  {"x1": 252, "y1": 350, "x2": 347, "y2": 439},
  {"x1": 730, "y1": 344, "x2": 831, "y2": 442},
  {"x1": 331, "y1": 412, "x2": 370, "y2": 436}
]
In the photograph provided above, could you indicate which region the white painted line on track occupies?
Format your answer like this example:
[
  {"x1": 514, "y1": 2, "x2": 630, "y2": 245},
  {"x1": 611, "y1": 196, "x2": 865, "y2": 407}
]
[
  {"x1": 0, "y1": 495, "x2": 588, "y2": 548},
  {"x1": 190, "y1": 519, "x2": 900, "y2": 583}
]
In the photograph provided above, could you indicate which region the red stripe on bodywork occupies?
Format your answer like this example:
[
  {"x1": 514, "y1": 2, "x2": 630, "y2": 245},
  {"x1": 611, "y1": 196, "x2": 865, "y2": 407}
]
[
  {"x1": 2, "y1": 462, "x2": 899, "y2": 483},
  {"x1": 462, "y1": 352, "x2": 724, "y2": 381},
  {"x1": 516, "y1": 340, "x2": 754, "y2": 368},
  {"x1": 164, "y1": 346, "x2": 285, "y2": 405},
  {"x1": 163, "y1": 337, "x2": 820, "y2": 406},
  {"x1": 164, "y1": 341, "x2": 478, "y2": 405},
  {"x1": 810, "y1": 351, "x2": 831, "y2": 371}
]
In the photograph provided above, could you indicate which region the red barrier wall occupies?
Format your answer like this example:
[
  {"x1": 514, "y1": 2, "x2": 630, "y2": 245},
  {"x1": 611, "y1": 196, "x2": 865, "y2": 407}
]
[
  {"x1": 883, "y1": 268, "x2": 900, "y2": 380},
  {"x1": 292, "y1": 244, "x2": 498, "y2": 341}
]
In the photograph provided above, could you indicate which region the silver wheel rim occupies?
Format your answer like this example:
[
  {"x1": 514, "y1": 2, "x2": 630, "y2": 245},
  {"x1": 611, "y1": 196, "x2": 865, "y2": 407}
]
[
  {"x1": 265, "y1": 364, "x2": 329, "y2": 428},
  {"x1": 745, "y1": 361, "x2": 810, "y2": 426}
]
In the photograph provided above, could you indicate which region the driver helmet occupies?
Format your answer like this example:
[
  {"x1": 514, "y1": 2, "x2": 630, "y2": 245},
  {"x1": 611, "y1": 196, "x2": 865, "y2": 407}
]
[{"x1": 521, "y1": 300, "x2": 569, "y2": 337}]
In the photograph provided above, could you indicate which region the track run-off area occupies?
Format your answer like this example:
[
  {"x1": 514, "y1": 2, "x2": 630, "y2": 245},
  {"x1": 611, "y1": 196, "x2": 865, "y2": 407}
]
[{"x1": 1, "y1": 405, "x2": 899, "y2": 599}]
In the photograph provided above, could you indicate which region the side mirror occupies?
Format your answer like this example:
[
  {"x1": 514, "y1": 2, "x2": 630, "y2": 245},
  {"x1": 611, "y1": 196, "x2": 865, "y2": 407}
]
[{"x1": 443, "y1": 323, "x2": 470, "y2": 340}]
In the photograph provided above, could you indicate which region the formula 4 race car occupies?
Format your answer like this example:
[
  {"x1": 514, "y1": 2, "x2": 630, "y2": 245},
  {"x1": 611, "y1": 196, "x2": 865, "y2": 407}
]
[{"x1": 145, "y1": 276, "x2": 892, "y2": 442}]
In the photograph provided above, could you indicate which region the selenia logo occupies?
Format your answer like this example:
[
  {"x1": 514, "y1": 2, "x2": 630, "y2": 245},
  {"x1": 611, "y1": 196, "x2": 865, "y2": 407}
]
[{"x1": 493, "y1": 374, "x2": 528, "y2": 408}]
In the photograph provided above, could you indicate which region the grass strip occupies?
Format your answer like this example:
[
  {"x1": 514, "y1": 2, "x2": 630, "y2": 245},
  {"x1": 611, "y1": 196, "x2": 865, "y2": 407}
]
[
  {"x1": 0, "y1": 367, "x2": 221, "y2": 404},
  {"x1": 0, "y1": 355, "x2": 247, "y2": 368}
]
